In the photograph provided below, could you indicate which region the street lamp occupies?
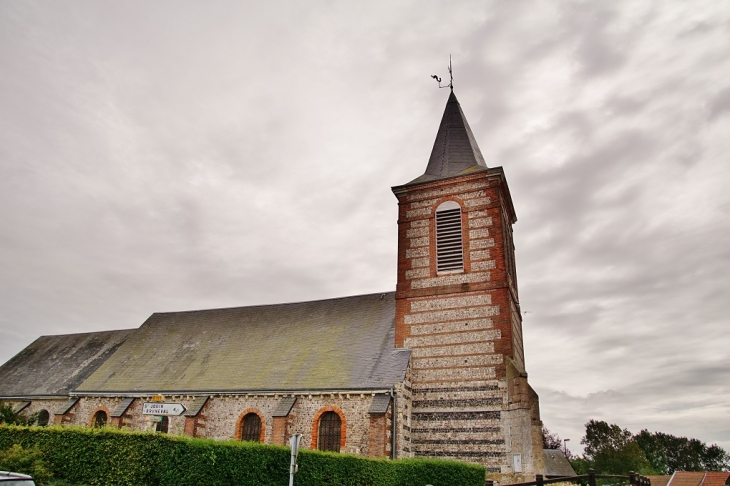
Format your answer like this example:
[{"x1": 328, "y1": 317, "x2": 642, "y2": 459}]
[{"x1": 563, "y1": 438, "x2": 570, "y2": 455}]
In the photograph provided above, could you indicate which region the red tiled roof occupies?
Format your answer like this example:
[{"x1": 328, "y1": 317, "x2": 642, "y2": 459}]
[
  {"x1": 669, "y1": 472, "x2": 706, "y2": 486},
  {"x1": 649, "y1": 475, "x2": 672, "y2": 486},
  {"x1": 664, "y1": 472, "x2": 730, "y2": 486},
  {"x1": 701, "y1": 472, "x2": 730, "y2": 486}
]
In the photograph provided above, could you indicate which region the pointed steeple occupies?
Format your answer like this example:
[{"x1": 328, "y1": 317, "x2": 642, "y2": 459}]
[{"x1": 408, "y1": 91, "x2": 488, "y2": 185}]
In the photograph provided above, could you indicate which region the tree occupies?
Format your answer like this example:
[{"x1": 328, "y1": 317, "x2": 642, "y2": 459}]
[
  {"x1": 0, "y1": 402, "x2": 37, "y2": 425},
  {"x1": 581, "y1": 420, "x2": 653, "y2": 475},
  {"x1": 543, "y1": 426, "x2": 563, "y2": 449},
  {"x1": 704, "y1": 444, "x2": 730, "y2": 472},
  {"x1": 634, "y1": 429, "x2": 730, "y2": 474},
  {"x1": 543, "y1": 426, "x2": 577, "y2": 460}
]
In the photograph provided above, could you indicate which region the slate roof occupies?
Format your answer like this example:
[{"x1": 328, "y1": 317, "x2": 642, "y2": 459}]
[
  {"x1": 184, "y1": 396, "x2": 209, "y2": 417},
  {"x1": 13, "y1": 401, "x2": 30, "y2": 413},
  {"x1": 110, "y1": 397, "x2": 135, "y2": 417},
  {"x1": 54, "y1": 398, "x2": 79, "y2": 415},
  {"x1": 0, "y1": 329, "x2": 134, "y2": 398},
  {"x1": 75, "y1": 292, "x2": 410, "y2": 394},
  {"x1": 406, "y1": 91, "x2": 488, "y2": 186},
  {"x1": 272, "y1": 397, "x2": 297, "y2": 417},
  {"x1": 367, "y1": 393, "x2": 391, "y2": 414},
  {"x1": 543, "y1": 449, "x2": 577, "y2": 478}
]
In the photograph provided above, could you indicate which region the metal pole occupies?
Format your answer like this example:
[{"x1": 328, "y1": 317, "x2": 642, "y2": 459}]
[
  {"x1": 390, "y1": 389, "x2": 397, "y2": 460},
  {"x1": 289, "y1": 434, "x2": 302, "y2": 486}
]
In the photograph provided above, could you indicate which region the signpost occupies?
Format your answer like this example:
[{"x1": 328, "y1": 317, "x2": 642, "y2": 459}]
[
  {"x1": 142, "y1": 402, "x2": 186, "y2": 416},
  {"x1": 289, "y1": 434, "x2": 302, "y2": 486}
]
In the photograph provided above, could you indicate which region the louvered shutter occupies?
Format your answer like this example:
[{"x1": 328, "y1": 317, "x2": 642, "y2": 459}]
[{"x1": 436, "y1": 202, "x2": 464, "y2": 272}]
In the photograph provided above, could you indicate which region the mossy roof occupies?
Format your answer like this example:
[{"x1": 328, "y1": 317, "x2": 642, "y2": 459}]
[
  {"x1": 75, "y1": 292, "x2": 409, "y2": 394},
  {"x1": 0, "y1": 329, "x2": 134, "y2": 398}
]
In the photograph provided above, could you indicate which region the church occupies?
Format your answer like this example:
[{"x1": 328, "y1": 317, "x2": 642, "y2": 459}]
[{"x1": 0, "y1": 90, "x2": 545, "y2": 480}]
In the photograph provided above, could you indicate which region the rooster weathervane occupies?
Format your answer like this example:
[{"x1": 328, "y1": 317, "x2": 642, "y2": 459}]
[{"x1": 431, "y1": 55, "x2": 453, "y2": 91}]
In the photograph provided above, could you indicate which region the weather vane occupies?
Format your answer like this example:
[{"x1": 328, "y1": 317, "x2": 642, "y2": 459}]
[{"x1": 431, "y1": 55, "x2": 453, "y2": 91}]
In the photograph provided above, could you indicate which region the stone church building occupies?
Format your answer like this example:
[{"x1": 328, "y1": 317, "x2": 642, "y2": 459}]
[{"x1": 0, "y1": 91, "x2": 544, "y2": 479}]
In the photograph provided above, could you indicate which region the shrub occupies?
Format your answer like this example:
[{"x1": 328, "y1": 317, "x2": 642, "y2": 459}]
[
  {"x1": 0, "y1": 425, "x2": 485, "y2": 486},
  {"x1": 0, "y1": 444, "x2": 53, "y2": 484}
]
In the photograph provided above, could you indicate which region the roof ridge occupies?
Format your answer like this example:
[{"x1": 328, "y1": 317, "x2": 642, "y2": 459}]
[
  {"x1": 151, "y1": 291, "x2": 396, "y2": 316},
  {"x1": 39, "y1": 328, "x2": 136, "y2": 339}
]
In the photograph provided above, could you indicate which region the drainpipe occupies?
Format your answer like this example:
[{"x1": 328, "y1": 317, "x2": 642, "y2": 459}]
[{"x1": 390, "y1": 388, "x2": 397, "y2": 459}]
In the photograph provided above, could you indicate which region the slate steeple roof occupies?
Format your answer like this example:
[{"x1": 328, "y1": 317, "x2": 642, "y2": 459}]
[{"x1": 407, "y1": 91, "x2": 488, "y2": 185}]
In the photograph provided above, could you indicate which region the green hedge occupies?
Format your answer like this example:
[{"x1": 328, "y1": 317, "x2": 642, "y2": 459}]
[{"x1": 0, "y1": 425, "x2": 485, "y2": 486}]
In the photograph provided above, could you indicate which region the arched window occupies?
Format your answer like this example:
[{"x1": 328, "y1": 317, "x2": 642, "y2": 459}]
[
  {"x1": 92, "y1": 410, "x2": 107, "y2": 428},
  {"x1": 241, "y1": 413, "x2": 262, "y2": 442},
  {"x1": 435, "y1": 200, "x2": 464, "y2": 273},
  {"x1": 318, "y1": 411, "x2": 342, "y2": 452},
  {"x1": 36, "y1": 409, "x2": 50, "y2": 427},
  {"x1": 156, "y1": 416, "x2": 169, "y2": 434}
]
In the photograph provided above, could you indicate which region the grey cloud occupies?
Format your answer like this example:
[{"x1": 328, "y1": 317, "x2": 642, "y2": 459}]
[
  {"x1": 707, "y1": 86, "x2": 730, "y2": 121},
  {"x1": 1, "y1": 0, "x2": 729, "y2": 457}
]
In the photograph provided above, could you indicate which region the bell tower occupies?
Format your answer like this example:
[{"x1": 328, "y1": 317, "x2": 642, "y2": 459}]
[{"x1": 392, "y1": 91, "x2": 544, "y2": 478}]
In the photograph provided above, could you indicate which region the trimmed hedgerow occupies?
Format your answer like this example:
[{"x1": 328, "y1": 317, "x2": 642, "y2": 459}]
[{"x1": 0, "y1": 425, "x2": 485, "y2": 486}]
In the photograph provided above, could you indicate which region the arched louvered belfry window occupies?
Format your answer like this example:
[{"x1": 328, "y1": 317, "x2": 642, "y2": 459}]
[
  {"x1": 241, "y1": 413, "x2": 262, "y2": 442},
  {"x1": 435, "y1": 200, "x2": 464, "y2": 273},
  {"x1": 92, "y1": 410, "x2": 107, "y2": 428},
  {"x1": 37, "y1": 409, "x2": 50, "y2": 427},
  {"x1": 318, "y1": 411, "x2": 342, "y2": 452}
]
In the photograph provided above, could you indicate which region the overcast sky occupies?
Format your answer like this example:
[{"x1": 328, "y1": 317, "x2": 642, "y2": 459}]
[{"x1": 1, "y1": 1, "x2": 729, "y2": 456}]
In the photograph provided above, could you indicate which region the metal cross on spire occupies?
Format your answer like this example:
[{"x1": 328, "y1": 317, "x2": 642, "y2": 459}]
[{"x1": 431, "y1": 55, "x2": 453, "y2": 91}]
